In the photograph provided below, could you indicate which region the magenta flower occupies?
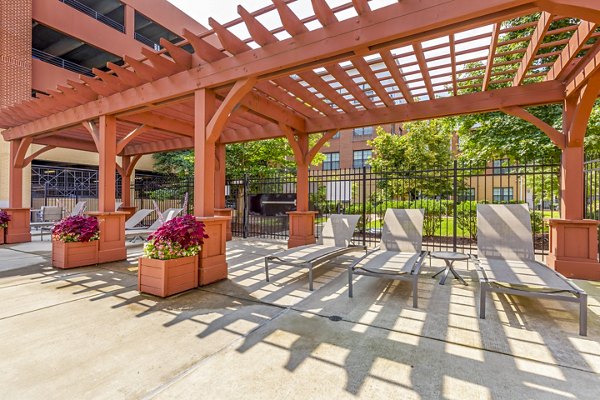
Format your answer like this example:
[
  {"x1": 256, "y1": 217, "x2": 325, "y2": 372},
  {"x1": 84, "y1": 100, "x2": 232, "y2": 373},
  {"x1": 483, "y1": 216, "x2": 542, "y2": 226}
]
[
  {"x1": 0, "y1": 210, "x2": 10, "y2": 228},
  {"x1": 52, "y1": 215, "x2": 99, "y2": 243}
]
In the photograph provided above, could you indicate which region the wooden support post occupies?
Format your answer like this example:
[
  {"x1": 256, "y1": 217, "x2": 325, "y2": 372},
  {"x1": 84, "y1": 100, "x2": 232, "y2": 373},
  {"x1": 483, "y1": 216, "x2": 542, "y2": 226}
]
[
  {"x1": 4, "y1": 139, "x2": 31, "y2": 243},
  {"x1": 214, "y1": 142, "x2": 233, "y2": 241},
  {"x1": 194, "y1": 89, "x2": 229, "y2": 284},
  {"x1": 548, "y1": 92, "x2": 600, "y2": 279},
  {"x1": 92, "y1": 115, "x2": 126, "y2": 263},
  {"x1": 118, "y1": 156, "x2": 137, "y2": 220},
  {"x1": 283, "y1": 128, "x2": 338, "y2": 248}
]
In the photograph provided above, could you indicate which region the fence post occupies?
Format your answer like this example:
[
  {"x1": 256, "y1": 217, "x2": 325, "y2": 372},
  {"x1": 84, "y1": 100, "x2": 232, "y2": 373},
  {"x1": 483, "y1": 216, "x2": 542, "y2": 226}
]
[
  {"x1": 243, "y1": 174, "x2": 249, "y2": 239},
  {"x1": 362, "y1": 166, "x2": 367, "y2": 247},
  {"x1": 452, "y1": 160, "x2": 458, "y2": 252}
]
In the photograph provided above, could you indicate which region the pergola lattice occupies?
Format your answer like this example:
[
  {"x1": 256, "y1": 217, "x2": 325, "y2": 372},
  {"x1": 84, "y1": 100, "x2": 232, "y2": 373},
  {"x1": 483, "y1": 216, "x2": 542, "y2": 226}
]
[{"x1": 1, "y1": 0, "x2": 599, "y2": 277}]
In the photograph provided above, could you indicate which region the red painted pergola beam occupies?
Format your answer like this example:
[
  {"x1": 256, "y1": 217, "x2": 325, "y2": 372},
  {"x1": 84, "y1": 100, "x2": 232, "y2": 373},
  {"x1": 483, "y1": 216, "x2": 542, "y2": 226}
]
[{"x1": 1, "y1": 0, "x2": 540, "y2": 141}]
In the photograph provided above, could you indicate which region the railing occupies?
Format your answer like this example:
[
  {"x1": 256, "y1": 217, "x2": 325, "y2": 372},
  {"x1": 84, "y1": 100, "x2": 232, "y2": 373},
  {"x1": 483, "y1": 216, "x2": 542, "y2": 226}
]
[
  {"x1": 32, "y1": 48, "x2": 94, "y2": 76},
  {"x1": 59, "y1": 0, "x2": 125, "y2": 32},
  {"x1": 134, "y1": 33, "x2": 161, "y2": 51}
]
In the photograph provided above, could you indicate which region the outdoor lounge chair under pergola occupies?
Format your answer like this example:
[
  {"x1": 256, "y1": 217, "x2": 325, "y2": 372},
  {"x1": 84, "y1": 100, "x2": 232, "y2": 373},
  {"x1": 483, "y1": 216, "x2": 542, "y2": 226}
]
[{"x1": 0, "y1": 0, "x2": 599, "y2": 285}]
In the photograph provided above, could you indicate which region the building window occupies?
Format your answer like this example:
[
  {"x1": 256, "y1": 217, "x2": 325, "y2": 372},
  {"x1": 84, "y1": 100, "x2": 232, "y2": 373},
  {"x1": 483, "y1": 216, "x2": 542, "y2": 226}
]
[
  {"x1": 353, "y1": 126, "x2": 374, "y2": 138},
  {"x1": 457, "y1": 188, "x2": 475, "y2": 202},
  {"x1": 323, "y1": 152, "x2": 340, "y2": 170},
  {"x1": 493, "y1": 187, "x2": 513, "y2": 203},
  {"x1": 353, "y1": 150, "x2": 372, "y2": 169},
  {"x1": 332, "y1": 131, "x2": 340, "y2": 139},
  {"x1": 493, "y1": 159, "x2": 510, "y2": 174}
]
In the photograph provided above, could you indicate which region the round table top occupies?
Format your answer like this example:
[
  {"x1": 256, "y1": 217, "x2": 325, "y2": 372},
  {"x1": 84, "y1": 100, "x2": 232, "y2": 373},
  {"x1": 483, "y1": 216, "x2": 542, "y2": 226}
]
[{"x1": 430, "y1": 251, "x2": 470, "y2": 261}]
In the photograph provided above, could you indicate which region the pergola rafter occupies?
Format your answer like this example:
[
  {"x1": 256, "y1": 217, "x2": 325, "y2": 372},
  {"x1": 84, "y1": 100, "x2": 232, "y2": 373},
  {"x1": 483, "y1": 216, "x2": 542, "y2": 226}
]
[{"x1": 1, "y1": 0, "x2": 599, "y2": 276}]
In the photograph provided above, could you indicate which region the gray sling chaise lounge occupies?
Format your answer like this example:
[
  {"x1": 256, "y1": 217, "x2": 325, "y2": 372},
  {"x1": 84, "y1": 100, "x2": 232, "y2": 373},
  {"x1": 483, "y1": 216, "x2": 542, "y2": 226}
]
[
  {"x1": 474, "y1": 204, "x2": 588, "y2": 336},
  {"x1": 265, "y1": 214, "x2": 363, "y2": 291},
  {"x1": 125, "y1": 208, "x2": 183, "y2": 241},
  {"x1": 124, "y1": 209, "x2": 155, "y2": 230},
  {"x1": 347, "y1": 208, "x2": 427, "y2": 308}
]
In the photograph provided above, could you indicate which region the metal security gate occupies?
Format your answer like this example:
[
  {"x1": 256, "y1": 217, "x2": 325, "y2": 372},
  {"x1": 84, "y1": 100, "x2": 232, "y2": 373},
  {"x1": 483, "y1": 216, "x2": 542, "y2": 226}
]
[{"x1": 227, "y1": 172, "x2": 297, "y2": 239}]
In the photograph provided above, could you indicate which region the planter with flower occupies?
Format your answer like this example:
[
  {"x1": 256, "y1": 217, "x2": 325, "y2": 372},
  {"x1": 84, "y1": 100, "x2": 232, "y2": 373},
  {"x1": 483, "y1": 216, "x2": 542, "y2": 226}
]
[
  {"x1": 138, "y1": 215, "x2": 208, "y2": 297},
  {"x1": 0, "y1": 210, "x2": 10, "y2": 245},
  {"x1": 51, "y1": 215, "x2": 100, "y2": 269}
]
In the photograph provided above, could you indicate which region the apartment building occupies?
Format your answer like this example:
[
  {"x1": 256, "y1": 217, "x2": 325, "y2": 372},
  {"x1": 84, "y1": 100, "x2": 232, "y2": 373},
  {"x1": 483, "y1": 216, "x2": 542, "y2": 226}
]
[
  {"x1": 0, "y1": 0, "x2": 208, "y2": 208},
  {"x1": 312, "y1": 123, "x2": 402, "y2": 171}
]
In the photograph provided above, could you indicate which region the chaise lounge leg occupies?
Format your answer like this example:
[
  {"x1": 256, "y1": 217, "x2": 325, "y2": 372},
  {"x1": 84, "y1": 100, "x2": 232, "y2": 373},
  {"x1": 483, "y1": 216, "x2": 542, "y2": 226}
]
[
  {"x1": 348, "y1": 267, "x2": 353, "y2": 298},
  {"x1": 479, "y1": 285, "x2": 486, "y2": 319},
  {"x1": 580, "y1": 293, "x2": 588, "y2": 336},
  {"x1": 308, "y1": 264, "x2": 314, "y2": 291},
  {"x1": 264, "y1": 258, "x2": 270, "y2": 282},
  {"x1": 412, "y1": 276, "x2": 418, "y2": 308}
]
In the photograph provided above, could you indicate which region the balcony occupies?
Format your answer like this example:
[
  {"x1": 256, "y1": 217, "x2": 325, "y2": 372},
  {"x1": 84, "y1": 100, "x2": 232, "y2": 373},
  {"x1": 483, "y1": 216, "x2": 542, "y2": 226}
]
[
  {"x1": 59, "y1": 0, "x2": 124, "y2": 33},
  {"x1": 32, "y1": 48, "x2": 94, "y2": 77}
]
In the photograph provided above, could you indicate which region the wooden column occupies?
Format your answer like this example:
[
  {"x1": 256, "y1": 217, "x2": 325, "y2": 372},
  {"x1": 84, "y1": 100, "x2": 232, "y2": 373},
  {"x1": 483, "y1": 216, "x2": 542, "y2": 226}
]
[
  {"x1": 214, "y1": 142, "x2": 233, "y2": 241},
  {"x1": 119, "y1": 156, "x2": 137, "y2": 220},
  {"x1": 90, "y1": 115, "x2": 126, "y2": 263},
  {"x1": 287, "y1": 133, "x2": 317, "y2": 248},
  {"x1": 283, "y1": 129, "x2": 339, "y2": 248},
  {"x1": 194, "y1": 89, "x2": 228, "y2": 285},
  {"x1": 4, "y1": 139, "x2": 31, "y2": 243},
  {"x1": 548, "y1": 86, "x2": 600, "y2": 279}
]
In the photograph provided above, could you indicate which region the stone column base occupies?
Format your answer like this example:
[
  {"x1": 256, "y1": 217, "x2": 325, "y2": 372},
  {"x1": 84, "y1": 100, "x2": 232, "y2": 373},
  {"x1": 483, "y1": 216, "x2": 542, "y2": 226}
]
[
  {"x1": 87, "y1": 212, "x2": 127, "y2": 264},
  {"x1": 4, "y1": 208, "x2": 31, "y2": 244},
  {"x1": 214, "y1": 208, "x2": 233, "y2": 241},
  {"x1": 197, "y1": 216, "x2": 229, "y2": 285},
  {"x1": 287, "y1": 211, "x2": 318, "y2": 248},
  {"x1": 547, "y1": 218, "x2": 600, "y2": 280}
]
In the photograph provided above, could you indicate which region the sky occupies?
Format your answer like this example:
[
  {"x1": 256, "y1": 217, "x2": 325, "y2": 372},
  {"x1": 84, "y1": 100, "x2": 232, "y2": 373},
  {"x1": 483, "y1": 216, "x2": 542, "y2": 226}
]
[{"x1": 167, "y1": 0, "x2": 272, "y2": 27}]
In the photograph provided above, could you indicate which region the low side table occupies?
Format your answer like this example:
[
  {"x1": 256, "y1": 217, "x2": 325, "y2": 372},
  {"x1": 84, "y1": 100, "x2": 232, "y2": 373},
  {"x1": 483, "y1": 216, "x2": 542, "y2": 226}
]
[{"x1": 430, "y1": 251, "x2": 470, "y2": 285}]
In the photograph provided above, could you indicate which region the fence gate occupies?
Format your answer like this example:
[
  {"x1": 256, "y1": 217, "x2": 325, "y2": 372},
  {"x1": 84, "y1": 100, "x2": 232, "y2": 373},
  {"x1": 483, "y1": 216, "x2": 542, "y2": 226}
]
[{"x1": 227, "y1": 172, "x2": 297, "y2": 240}]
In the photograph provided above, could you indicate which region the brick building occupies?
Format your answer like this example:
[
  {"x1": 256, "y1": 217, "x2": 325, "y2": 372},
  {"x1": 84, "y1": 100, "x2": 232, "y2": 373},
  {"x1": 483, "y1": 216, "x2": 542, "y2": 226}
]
[
  {"x1": 312, "y1": 123, "x2": 402, "y2": 170},
  {"x1": 0, "y1": 0, "x2": 207, "y2": 207}
]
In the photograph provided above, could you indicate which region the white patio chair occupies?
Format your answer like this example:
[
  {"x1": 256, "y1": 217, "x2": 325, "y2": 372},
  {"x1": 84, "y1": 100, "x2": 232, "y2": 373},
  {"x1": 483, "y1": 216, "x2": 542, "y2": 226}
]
[
  {"x1": 474, "y1": 204, "x2": 588, "y2": 336},
  {"x1": 265, "y1": 214, "x2": 363, "y2": 291}
]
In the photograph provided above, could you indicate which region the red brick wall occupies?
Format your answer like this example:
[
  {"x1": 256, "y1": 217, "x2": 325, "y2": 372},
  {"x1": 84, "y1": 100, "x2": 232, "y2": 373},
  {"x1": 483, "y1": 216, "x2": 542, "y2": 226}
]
[{"x1": 0, "y1": 0, "x2": 32, "y2": 107}]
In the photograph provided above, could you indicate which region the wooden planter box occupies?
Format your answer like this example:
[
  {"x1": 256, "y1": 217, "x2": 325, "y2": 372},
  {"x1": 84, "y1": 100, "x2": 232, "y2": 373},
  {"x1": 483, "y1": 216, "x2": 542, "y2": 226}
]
[
  {"x1": 138, "y1": 255, "x2": 199, "y2": 297},
  {"x1": 52, "y1": 240, "x2": 99, "y2": 269},
  {"x1": 0, "y1": 227, "x2": 5, "y2": 245}
]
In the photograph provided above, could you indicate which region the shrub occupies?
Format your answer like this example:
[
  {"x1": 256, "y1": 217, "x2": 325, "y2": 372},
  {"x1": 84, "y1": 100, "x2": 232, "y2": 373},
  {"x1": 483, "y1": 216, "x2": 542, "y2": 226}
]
[
  {"x1": 0, "y1": 210, "x2": 10, "y2": 228},
  {"x1": 52, "y1": 215, "x2": 99, "y2": 243},
  {"x1": 374, "y1": 199, "x2": 447, "y2": 236},
  {"x1": 455, "y1": 201, "x2": 478, "y2": 239},
  {"x1": 144, "y1": 215, "x2": 208, "y2": 260}
]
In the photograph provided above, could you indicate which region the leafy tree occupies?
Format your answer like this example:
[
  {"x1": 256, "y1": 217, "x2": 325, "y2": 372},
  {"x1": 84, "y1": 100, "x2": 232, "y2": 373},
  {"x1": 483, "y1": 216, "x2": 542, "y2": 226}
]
[
  {"x1": 454, "y1": 13, "x2": 600, "y2": 164},
  {"x1": 368, "y1": 121, "x2": 454, "y2": 198},
  {"x1": 152, "y1": 135, "x2": 327, "y2": 180}
]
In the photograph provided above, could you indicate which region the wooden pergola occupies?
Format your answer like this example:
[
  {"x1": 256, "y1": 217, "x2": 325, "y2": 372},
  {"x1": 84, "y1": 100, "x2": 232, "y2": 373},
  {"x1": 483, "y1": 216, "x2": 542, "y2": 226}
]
[{"x1": 1, "y1": 0, "x2": 600, "y2": 280}]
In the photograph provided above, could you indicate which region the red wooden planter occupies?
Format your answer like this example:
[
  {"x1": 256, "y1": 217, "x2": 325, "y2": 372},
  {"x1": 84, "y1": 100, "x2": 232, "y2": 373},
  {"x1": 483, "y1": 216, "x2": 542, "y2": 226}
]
[
  {"x1": 0, "y1": 227, "x2": 5, "y2": 245},
  {"x1": 52, "y1": 240, "x2": 99, "y2": 269},
  {"x1": 138, "y1": 255, "x2": 199, "y2": 297}
]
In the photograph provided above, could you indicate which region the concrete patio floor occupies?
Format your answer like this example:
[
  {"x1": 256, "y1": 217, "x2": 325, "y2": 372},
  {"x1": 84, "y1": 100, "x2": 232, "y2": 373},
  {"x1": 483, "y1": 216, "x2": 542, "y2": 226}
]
[{"x1": 1, "y1": 238, "x2": 599, "y2": 399}]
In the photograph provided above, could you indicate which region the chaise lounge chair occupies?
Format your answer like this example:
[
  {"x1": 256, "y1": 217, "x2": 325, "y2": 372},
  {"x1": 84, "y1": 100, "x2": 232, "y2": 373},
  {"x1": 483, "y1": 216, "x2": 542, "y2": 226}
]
[
  {"x1": 265, "y1": 214, "x2": 363, "y2": 291},
  {"x1": 125, "y1": 208, "x2": 183, "y2": 242},
  {"x1": 474, "y1": 203, "x2": 588, "y2": 336},
  {"x1": 347, "y1": 208, "x2": 427, "y2": 308},
  {"x1": 124, "y1": 209, "x2": 155, "y2": 230}
]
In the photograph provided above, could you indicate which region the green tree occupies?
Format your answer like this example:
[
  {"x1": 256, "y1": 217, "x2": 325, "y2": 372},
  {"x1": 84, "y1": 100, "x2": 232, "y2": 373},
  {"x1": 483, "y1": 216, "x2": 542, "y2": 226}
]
[
  {"x1": 153, "y1": 135, "x2": 326, "y2": 179},
  {"x1": 454, "y1": 13, "x2": 600, "y2": 164},
  {"x1": 368, "y1": 121, "x2": 454, "y2": 198}
]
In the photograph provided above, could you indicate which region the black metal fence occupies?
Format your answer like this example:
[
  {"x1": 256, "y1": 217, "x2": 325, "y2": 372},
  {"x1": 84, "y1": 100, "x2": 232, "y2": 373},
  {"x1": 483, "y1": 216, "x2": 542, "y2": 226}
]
[
  {"x1": 225, "y1": 160, "x2": 561, "y2": 256},
  {"x1": 29, "y1": 160, "x2": 583, "y2": 257}
]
